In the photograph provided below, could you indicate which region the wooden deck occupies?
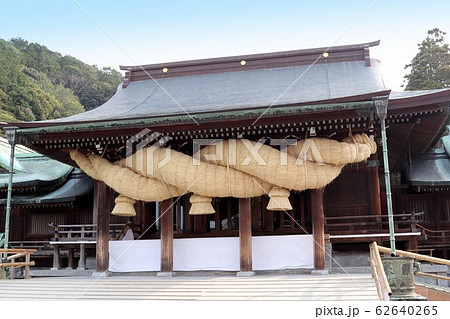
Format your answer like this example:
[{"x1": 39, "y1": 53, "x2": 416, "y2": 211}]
[{"x1": 0, "y1": 274, "x2": 379, "y2": 301}]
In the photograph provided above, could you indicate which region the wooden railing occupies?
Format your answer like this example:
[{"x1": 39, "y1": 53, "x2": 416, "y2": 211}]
[
  {"x1": 0, "y1": 249, "x2": 37, "y2": 279},
  {"x1": 49, "y1": 223, "x2": 130, "y2": 270},
  {"x1": 325, "y1": 212, "x2": 424, "y2": 235},
  {"x1": 416, "y1": 224, "x2": 450, "y2": 242},
  {"x1": 369, "y1": 242, "x2": 392, "y2": 301},
  {"x1": 50, "y1": 223, "x2": 127, "y2": 241},
  {"x1": 9, "y1": 241, "x2": 52, "y2": 256},
  {"x1": 377, "y1": 245, "x2": 450, "y2": 283}
]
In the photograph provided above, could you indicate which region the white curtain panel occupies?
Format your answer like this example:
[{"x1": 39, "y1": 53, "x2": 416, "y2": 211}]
[
  {"x1": 109, "y1": 239, "x2": 161, "y2": 272},
  {"x1": 174, "y1": 237, "x2": 240, "y2": 271},
  {"x1": 252, "y1": 235, "x2": 314, "y2": 270},
  {"x1": 109, "y1": 235, "x2": 314, "y2": 272}
]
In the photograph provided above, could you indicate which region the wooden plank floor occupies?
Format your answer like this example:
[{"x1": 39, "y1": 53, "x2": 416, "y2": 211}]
[{"x1": 0, "y1": 274, "x2": 379, "y2": 301}]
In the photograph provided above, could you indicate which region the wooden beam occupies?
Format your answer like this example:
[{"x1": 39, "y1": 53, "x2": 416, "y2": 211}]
[
  {"x1": 239, "y1": 198, "x2": 252, "y2": 272},
  {"x1": 6, "y1": 252, "x2": 29, "y2": 260},
  {"x1": 0, "y1": 249, "x2": 36, "y2": 253},
  {"x1": 311, "y1": 188, "x2": 325, "y2": 270},
  {"x1": 160, "y1": 198, "x2": 174, "y2": 273},
  {"x1": 94, "y1": 180, "x2": 110, "y2": 273},
  {"x1": 0, "y1": 261, "x2": 35, "y2": 267}
]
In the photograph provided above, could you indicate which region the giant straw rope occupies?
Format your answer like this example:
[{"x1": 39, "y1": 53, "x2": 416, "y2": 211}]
[{"x1": 70, "y1": 134, "x2": 376, "y2": 216}]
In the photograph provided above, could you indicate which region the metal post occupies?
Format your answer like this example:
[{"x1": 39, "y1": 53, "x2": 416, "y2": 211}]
[
  {"x1": 2, "y1": 127, "x2": 18, "y2": 259},
  {"x1": 374, "y1": 97, "x2": 396, "y2": 256}
]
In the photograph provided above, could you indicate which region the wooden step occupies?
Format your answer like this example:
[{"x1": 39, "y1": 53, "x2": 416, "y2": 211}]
[{"x1": 0, "y1": 274, "x2": 379, "y2": 301}]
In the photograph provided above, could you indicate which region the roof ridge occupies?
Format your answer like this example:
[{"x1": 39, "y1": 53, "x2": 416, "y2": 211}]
[
  {"x1": 120, "y1": 40, "x2": 380, "y2": 70},
  {"x1": 119, "y1": 40, "x2": 380, "y2": 86}
]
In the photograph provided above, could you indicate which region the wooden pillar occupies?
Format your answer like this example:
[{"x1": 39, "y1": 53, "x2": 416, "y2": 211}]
[
  {"x1": 160, "y1": 198, "x2": 174, "y2": 273},
  {"x1": 311, "y1": 188, "x2": 325, "y2": 270},
  {"x1": 262, "y1": 196, "x2": 273, "y2": 232},
  {"x1": 239, "y1": 198, "x2": 252, "y2": 272},
  {"x1": 252, "y1": 197, "x2": 262, "y2": 233},
  {"x1": 299, "y1": 192, "x2": 306, "y2": 230},
  {"x1": 368, "y1": 166, "x2": 382, "y2": 215},
  {"x1": 94, "y1": 180, "x2": 110, "y2": 273},
  {"x1": 214, "y1": 199, "x2": 221, "y2": 231},
  {"x1": 194, "y1": 215, "x2": 206, "y2": 234},
  {"x1": 67, "y1": 248, "x2": 74, "y2": 269},
  {"x1": 410, "y1": 237, "x2": 418, "y2": 252},
  {"x1": 24, "y1": 253, "x2": 30, "y2": 279}
]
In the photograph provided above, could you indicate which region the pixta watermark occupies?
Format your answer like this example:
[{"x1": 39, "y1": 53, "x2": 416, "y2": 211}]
[{"x1": 126, "y1": 129, "x2": 325, "y2": 176}]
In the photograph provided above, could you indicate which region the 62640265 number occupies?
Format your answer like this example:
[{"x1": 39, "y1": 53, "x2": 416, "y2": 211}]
[{"x1": 375, "y1": 306, "x2": 437, "y2": 316}]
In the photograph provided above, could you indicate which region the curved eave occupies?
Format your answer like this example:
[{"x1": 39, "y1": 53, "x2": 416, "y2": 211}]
[
  {"x1": 0, "y1": 172, "x2": 71, "y2": 190},
  {"x1": 9, "y1": 98, "x2": 383, "y2": 136},
  {"x1": 0, "y1": 170, "x2": 93, "y2": 205},
  {"x1": 409, "y1": 151, "x2": 450, "y2": 188},
  {"x1": 388, "y1": 88, "x2": 450, "y2": 110}
]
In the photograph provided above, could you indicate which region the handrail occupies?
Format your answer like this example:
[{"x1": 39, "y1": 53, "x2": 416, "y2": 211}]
[
  {"x1": 50, "y1": 224, "x2": 126, "y2": 228},
  {"x1": 50, "y1": 223, "x2": 128, "y2": 241},
  {"x1": 325, "y1": 212, "x2": 424, "y2": 221},
  {"x1": 377, "y1": 246, "x2": 450, "y2": 266},
  {"x1": 377, "y1": 245, "x2": 450, "y2": 286},
  {"x1": 326, "y1": 213, "x2": 422, "y2": 238},
  {"x1": 369, "y1": 242, "x2": 392, "y2": 301},
  {"x1": 0, "y1": 248, "x2": 36, "y2": 279},
  {"x1": 0, "y1": 249, "x2": 36, "y2": 253},
  {"x1": 416, "y1": 272, "x2": 450, "y2": 281},
  {"x1": 9, "y1": 241, "x2": 49, "y2": 244},
  {"x1": 416, "y1": 224, "x2": 450, "y2": 235}
]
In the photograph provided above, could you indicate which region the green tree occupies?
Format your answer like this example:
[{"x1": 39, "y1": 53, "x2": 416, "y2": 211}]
[
  {"x1": 0, "y1": 37, "x2": 123, "y2": 123},
  {"x1": 403, "y1": 28, "x2": 450, "y2": 90}
]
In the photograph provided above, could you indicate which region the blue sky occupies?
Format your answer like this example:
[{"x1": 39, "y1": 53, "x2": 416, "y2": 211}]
[{"x1": 0, "y1": 0, "x2": 449, "y2": 90}]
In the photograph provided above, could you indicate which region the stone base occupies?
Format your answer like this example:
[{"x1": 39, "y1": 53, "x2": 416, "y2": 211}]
[
  {"x1": 157, "y1": 272, "x2": 174, "y2": 277},
  {"x1": 331, "y1": 266, "x2": 372, "y2": 274},
  {"x1": 236, "y1": 271, "x2": 255, "y2": 277},
  {"x1": 390, "y1": 294, "x2": 427, "y2": 301},
  {"x1": 91, "y1": 271, "x2": 110, "y2": 278},
  {"x1": 311, "y1": 269, "x2": 329, "y2": 275},
  {"x1": 31, "y1": 269, "x2": 93, "y2": 277}
]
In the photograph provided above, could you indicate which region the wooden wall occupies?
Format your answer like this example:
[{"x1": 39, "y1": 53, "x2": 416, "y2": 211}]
[
  {"x1": 323, "y1": 167, "x2": 370, "y2": 218},
  {"x1": 401, "y1": 191, "x2": 450, "y2": 230}
]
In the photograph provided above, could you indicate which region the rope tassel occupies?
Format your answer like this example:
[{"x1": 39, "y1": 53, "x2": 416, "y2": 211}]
[
  {"x1": 111, "y1": 195, "x2": 136, "y2": 217},
  {"x1": 267, "y1": 187, "x2": 292, "y2": 211},
  {"x1": 189, "y1": 194, "x2": 215, "y2": 215}
]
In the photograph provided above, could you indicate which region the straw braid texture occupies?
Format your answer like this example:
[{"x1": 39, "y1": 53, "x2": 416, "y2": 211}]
[{"x1": 70, "y1": 134, "x2": 376, "y2": 215}]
